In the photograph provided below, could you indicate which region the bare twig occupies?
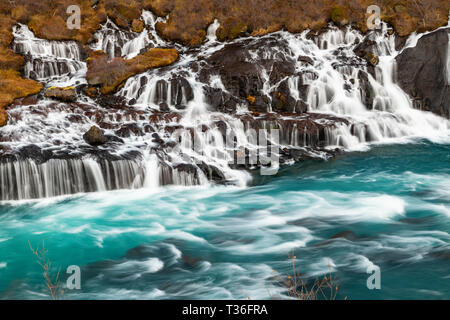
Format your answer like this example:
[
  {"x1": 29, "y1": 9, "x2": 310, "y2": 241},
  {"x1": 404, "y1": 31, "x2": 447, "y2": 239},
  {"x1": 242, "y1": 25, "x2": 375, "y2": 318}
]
[
  {"x1": 28, "y1": 240, "x2": 64, "y2": 300},
  {"x1": 272, "y1": 251, "x2": 341, "y2": 300}
]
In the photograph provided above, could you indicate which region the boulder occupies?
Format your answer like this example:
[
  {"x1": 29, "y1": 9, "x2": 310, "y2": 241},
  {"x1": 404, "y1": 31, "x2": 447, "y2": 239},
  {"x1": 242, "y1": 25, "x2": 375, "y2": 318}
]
[
  {"x1": 44, "y1": 86, "x2": 76, "y2": 102},
  {"x1": 83, "y1": 125, "x2": 106, "y2": 145},
  {"x1": 396, "y1": 28, "x2": 450, "y2": 118}
]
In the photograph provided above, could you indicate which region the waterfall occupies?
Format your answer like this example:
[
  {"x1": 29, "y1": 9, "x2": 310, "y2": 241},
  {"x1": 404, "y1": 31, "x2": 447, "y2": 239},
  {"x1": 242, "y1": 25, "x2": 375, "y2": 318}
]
[
  {"x1": 0, "y1": 155, "x2": 204, "y2": 201},
  {"x1": 12, "y1": 24, "x2": 86, "y2": 85},
  {"x1": 2, "y1": 19, "x2": 449, "y2": 201},
  {"x1": 89, "y1": 11, "x2": 170, "y2": 60}
]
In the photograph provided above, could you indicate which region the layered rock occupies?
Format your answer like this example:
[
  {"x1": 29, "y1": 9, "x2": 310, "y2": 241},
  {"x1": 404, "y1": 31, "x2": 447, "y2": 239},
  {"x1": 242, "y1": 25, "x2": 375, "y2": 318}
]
[{"x1": 396, "y1": 28, "x2": 450, "y2": 118}]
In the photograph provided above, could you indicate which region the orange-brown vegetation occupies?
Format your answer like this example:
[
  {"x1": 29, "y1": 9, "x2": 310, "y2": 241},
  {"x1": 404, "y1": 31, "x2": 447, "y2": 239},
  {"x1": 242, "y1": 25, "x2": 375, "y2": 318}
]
[
  {"x1": 86, "y1": 48, "x2": 179, "y2": 94},
  {"x1": 0, "y1": 70, "x2": 43, "y2": 126}
]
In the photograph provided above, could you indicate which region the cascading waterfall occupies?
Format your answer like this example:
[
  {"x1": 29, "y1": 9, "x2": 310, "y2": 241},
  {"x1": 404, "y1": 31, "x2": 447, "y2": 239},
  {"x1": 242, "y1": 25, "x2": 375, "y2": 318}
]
[
  {"x1": 2, "y1": 18, "x2": 449, "y2": 200},
  {"x1": 12, "y1": 24, "x2": 86, "y2": 85},
  {"x1": 89, "y1": 11, "x2": 170, "y2": 60},
  {"x1": 0, "y1": 155, "x2": 203, "y2": 201}
]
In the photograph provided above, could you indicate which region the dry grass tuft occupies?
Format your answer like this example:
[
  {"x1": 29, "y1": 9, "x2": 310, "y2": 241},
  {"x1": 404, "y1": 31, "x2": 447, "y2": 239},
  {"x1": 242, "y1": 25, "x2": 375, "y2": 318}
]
[{"x1": 272, "y1": 252, "x2": 342, "y2": 300}]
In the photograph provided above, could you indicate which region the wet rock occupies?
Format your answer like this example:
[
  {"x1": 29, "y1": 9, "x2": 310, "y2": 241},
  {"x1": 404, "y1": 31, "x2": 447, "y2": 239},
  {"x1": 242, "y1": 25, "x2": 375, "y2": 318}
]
[
  {"x1": 44, "y1": 86, "x2": 77, "y2": 102},
  {"x1": 95, "y1": 94, "x2": 128, "y2": 109},
  {"x1": 170, "y1": 77, "x2": 194, "y2": 107},
  {"x1": 298, "y1": 55, "x2": 314, "y2": 65},
  {"x1": 154, "y1": 80, "x2": 168, "y2": 105},
  {"x1": 271, "y1": 79, "x2": 307, "y2": 114},
  {"x1": 198, "y1": 162, "x2": 226, "y2": 183},
  {"x1": 159, "y1": 102, "x2": 170, "y2": 112},
  {"x1": 199, "y1": 37, "x2": 295, "y2": 103},
  {"x1": 151, "y1": 133, "x2": 164, "y2": 145},
  {"x1": 358, "y1": 70, "x2": 375, "y2": 109},
  {"x1": 104, "y1": 135, "x2": 124, "y2": 144},
  {"x1": 17, "y1": 145, "x2": 53, "y2": 164},
  {"x1": 115, "y1": 123, "x2": 144, "y2": 138},
  {"x1": 354, "y1": 39, "x2": 379, "y2": 67},
  {"x1": 203, "y1": 86, "x2": 243, "y2": 114},
  {"x1": 396, "y1": 28, "x2": 450, "y2": 118},
  {"x1": 83, "y1": 125, "x2": 106, "y2": 145},
  {"x1": 249, "y1": 95, "x2": 271, "y2": 113}
]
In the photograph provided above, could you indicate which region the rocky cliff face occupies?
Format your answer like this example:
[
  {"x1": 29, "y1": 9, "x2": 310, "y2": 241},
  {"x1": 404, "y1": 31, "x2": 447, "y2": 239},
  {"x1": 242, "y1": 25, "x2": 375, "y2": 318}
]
[{"x1": 397, "y1": 28, "x2": 450, "y2": 118}]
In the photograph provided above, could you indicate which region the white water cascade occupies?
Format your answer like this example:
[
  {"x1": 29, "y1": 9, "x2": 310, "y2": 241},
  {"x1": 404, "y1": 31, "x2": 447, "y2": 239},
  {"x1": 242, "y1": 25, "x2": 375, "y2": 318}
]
[
  {"x1": 12, "y1": 24, "x2": 86, "y2": 86},
  {"x1": 1, "y1": 17, "x2": 449, "y2": 200}
]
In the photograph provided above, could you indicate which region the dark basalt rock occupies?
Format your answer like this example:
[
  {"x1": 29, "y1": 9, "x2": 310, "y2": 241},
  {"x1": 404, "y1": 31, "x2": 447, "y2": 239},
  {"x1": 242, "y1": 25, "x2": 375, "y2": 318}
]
[
  {"x1": 170, "y1": 77, "x2": 194, "y2": 106},
  {"x1": 83, "y1": 125, "x2": 106, "y2": 145},
  {"x1": 95, "y1": 94, "x2": 128, "y2": 109},
  {"x1": 358, "y1": 70, "x2": 375, "y2": 109},
  {"x1": 198, "y1": 162, "x2": 226, "y2": 183},
  {"x1": 271, "y1": 79, "x2": 308, "y2": 114},
  {"x1": 115, "y1": 123, "x2": 144, "y2": 138},
  {"x1": 199, "y1": 36, "x2": 297, "y2": 113},
  {"x1": 396, "y1": 28, "x2": 450, "y2": 118},
  {"x1": 17, "y1": 145, "x2": 53, "y2": 164},
  {"x1": 203, "y1": 86, "x2": 244, "y2": 114},
  {"x1": 298, "y1": 55, "x2": 314, "y2": 65}
]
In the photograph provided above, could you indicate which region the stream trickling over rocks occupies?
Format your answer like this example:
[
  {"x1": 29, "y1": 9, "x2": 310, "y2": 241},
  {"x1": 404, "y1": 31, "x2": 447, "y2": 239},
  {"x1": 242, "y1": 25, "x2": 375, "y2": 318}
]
[{"x1": 0, "y1": 10, "x2": 449, "y2": 299}]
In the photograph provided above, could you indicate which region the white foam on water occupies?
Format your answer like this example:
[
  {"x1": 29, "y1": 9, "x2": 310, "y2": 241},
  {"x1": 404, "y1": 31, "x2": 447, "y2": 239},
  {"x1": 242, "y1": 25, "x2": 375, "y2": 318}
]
[{"x1": 283, "y1": 191, "x2": 405, "y2": 222}]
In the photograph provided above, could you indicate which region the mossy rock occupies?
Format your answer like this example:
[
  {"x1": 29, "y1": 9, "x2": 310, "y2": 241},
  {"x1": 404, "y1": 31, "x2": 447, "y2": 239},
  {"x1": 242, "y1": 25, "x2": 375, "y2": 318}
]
[
  {"x1": 45, "y1": 86, "x2": 77, "y2": 102},
  {"x1": 87, "y1": 48, "x2": 179, "y2": 94}
]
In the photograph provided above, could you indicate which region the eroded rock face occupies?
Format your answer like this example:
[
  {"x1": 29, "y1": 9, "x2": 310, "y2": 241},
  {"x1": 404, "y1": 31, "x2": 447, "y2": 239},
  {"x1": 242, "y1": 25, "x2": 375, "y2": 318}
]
[{"x1": 396, "y1": 28, "x2": 450, "y2": 118}]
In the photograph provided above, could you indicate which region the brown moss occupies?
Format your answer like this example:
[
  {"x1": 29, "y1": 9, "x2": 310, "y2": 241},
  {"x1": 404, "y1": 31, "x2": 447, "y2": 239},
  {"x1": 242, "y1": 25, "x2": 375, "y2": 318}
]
[
  {"x1": 147, "y1": 0, "x2": 450, "y2": 45},
  {"x1": 331, "y1": 6, "x2": 350, "y2": 26},
  {"x1": 0, "y1": 70, "x2": 43, "y2": 126},
  {"x1": 87, "y1": 48, "x2": 179, "y2": 94},
  {"x1": 45, "y1": 86, "x2": 77, "y2": 102},
  {"x1": 131, "y1": 19, "x2": 144, "y2": 33}
]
